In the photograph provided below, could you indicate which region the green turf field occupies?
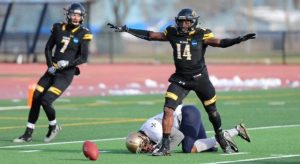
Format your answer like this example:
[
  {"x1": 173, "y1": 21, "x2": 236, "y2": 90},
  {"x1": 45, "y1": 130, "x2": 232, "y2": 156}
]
[{"x1": 0, "y1": 88, "x2": 299, "y2": 163}]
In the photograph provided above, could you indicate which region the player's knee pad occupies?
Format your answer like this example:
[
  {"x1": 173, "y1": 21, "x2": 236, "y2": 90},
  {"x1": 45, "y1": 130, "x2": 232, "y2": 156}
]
[{"x1": 182, "y1": 136, "x2": 195, "y2": 153}]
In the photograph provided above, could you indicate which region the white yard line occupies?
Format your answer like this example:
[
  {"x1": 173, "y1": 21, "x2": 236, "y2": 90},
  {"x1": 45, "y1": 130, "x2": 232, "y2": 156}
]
[
  {"x1": 201, "y1": 154, "x2": 300, "y2": 164},
  {"x1": 20, "y1": 150, "x2": 42, "y2": 153},
  {"x1": 0, "y1": 106, "x2": 28, "y2": 111},
  {"x1": 205, "y1": 124, "x2": 300, "y2": 134},
  {"x1": 0, "y1": 124, "x2": 299, "y2": 149},
  {"x1": 0, "y1": 137, "x2": 125, "y2": 149}
]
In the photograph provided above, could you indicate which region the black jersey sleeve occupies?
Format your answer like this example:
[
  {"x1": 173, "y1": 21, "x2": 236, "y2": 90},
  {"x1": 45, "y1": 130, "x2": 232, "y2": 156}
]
[
  {"x1": 45, "y1": 23, "x2": 60, "y2": 67},
  {"x1": 68, "y1": 30, "x2": 93, "y2": 67},
  {"x1": 202, "y1": 28, "x2": 215, "y2": 40}
]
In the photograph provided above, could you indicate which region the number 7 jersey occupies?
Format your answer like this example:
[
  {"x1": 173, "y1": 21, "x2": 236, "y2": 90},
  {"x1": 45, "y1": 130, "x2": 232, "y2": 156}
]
[
  {"x1": 48, "y1": 22, "x2": 93, "y2": 65},
  {"x1": 163, "y1": 26, "x2": 214, "y2": 77}
]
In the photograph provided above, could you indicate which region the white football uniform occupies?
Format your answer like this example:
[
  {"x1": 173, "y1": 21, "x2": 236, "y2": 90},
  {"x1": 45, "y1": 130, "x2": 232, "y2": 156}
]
[{"x1": 139, "y1": 105, "x2": 183, "y2": 144}]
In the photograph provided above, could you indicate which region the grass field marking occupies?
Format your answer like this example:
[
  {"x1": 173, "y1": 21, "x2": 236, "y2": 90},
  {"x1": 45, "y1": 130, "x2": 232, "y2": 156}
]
[
  {"x1": 0, "y1": 106, "x2": 28, "y2": 111},
  {"x1": 201, "y1": 154, "x2": 300, "y2": 164},
  {"x1": 1, "y1": 90, "x2": 298, "y2": 111},
  {"x1": 0, "y1": 118, "x2": 146, "y2": 130},
  {"x1": 0, "y1": 137, "x2": 125, "y2": 149},
  {"x1": 1, "y1": 124, "x2": 299, "y2": 149},
  {"x1": 20, "y1": 150, "x2": 42, "y2": 153},
  {"x1": 221, "y1": 152, "x2": 249, "y2": 156}
]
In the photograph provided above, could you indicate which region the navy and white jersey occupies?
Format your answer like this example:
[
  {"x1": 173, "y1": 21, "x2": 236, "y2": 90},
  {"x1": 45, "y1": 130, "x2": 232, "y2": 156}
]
[
  {"x1": 163, "y1": 26, "x2": 214, "y2": 77},
  {"x1": 139, "y1": 105, "x2": 183, "y2": 144}
]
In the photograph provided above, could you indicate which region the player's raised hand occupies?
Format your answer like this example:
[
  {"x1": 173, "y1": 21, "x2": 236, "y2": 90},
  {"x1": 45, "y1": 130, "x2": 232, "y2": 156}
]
[
  {"x1": 107, "y1": 23, "x2": 128, "y2": 32},
  {"x1": 240, "y1": 33, "x2": 256, "y2": 42}
]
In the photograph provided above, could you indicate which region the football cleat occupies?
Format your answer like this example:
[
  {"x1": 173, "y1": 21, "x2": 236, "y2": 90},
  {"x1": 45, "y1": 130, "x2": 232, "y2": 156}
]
[
  {"x1": 215, "y1": 132, "x2": 235, "y2": 154},
  {"x1": 152, "y1": 145, "x2": 171, "y2": 156},
  {"x1": 13, "y1": 127, "x2": 33, "y2": 143},
  {"x1": 44, "y1": 124, "x2": 61, "y2": 142},
  {"x1": 224, "y1": 131, "x2": 239, "y2": 152},
  {"x1": 152, "y1": 138, "x2": 171, "y2": 156},
  {"x1": 236, "y1": 123, "x2": 251, "y2": 142}
]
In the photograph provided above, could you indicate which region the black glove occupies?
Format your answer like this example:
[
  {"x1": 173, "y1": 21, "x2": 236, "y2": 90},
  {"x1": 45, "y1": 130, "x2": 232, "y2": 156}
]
[
  {"x1": 240, "y1": 33, "x2": 256, "y2": 42},
  {"x1": 107, "y1": 23, "x2": 128, "y2": 32}
]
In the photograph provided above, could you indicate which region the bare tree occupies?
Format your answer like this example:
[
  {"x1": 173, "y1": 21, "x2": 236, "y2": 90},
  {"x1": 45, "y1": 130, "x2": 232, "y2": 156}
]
[
  {"x1": 110, "y1": 0, "x2": 137, "y2": 26},
  {"x1": 293, "y1": 0, "x2": 300, "y2": 9}
]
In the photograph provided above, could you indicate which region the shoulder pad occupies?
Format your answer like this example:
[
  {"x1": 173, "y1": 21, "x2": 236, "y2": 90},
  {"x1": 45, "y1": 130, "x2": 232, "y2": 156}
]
[
  {"x1": 204, "y1": 28, "x2": 213, "y2": 34},
  {"x1": 202, "y1": 28, "x2": 214, "y2": 40},
  {"x1": 52, "y1": 22, "x2": 67, "y2": 32},
  {"x1": 51, "y1": 23, "x2": 61, "y2": 32},
  {"x1": 82, "y1": 30, "x2": 93, "y2": 40},
  {"x1": 81, "y1": 26, "x2": 91, "y2": 32},
  {"x1": 164, "y1": 25, "x2": 177, "y2": 36}
]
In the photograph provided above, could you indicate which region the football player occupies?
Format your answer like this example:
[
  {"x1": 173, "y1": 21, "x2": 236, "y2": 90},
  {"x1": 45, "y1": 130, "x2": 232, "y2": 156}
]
[
  {"x1": 108, "y1": 8, "x2": 255, "y2": 155},
  {"x1": 13, "y1": 3, "x2": 93, "y2": 143},
  {"x1": 125, "y1": 105, "x2": 251, "y2": 154}
]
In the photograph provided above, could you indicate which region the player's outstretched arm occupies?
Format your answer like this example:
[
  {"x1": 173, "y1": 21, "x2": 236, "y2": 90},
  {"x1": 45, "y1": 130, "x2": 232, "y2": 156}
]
[
  {"x1": 205, "y1": 33, "x2": 256, "y2": 48},
  {"x1": 107, "y1": 23, "x2": 167, "y2": 41}
]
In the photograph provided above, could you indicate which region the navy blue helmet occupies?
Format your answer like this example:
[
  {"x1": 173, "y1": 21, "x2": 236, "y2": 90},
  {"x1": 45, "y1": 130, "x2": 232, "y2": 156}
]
[
  {"x1": 65, "y1": 3, "x2": 86, "y2": 25},
  {"x1": 175, "y1": 8, "x2": 199, "y2": 33}
]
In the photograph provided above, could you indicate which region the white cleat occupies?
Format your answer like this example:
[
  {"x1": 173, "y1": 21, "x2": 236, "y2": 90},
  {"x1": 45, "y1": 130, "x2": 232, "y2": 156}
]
[{"x1": 44, "y1": 124, "x2": 62, "y2": 142}]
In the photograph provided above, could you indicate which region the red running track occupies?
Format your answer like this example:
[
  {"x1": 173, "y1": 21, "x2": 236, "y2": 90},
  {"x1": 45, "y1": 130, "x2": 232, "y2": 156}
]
[{"x1": 0, "y1": 63, "x2": 299, "y2": 100}]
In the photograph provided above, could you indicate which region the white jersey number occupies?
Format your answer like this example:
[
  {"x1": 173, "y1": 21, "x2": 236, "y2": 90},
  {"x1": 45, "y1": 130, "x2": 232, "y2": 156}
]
[
  {"x1": 60, "y1": 36, "x2": 71, "y2": 53},
  {"x1": 176, "y1": 43, "x2": 192, "y2": 60}
]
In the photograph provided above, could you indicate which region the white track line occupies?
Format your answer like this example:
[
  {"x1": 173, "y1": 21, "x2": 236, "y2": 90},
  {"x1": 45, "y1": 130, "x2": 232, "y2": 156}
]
[{"x1": 201, "y1": 154, "x2": 300, "y2": 164}]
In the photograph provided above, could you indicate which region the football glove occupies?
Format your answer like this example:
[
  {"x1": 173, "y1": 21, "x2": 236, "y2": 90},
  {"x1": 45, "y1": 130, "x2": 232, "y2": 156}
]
[
  {"x1": 47, "y1": 66, "x2": 56, "y2": 75},
  {"x1": 57, "y1": 60, "x2": 69, "y2": 70},
  {"x1": 107, "y1": 23, "x2": 128, "y2": 32},
  {"x1": 240, "y1": 33, "x2": 256, "y2": 42}
]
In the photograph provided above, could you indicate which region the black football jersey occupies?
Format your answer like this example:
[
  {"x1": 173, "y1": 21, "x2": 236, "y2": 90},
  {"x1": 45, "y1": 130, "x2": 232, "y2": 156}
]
[
  {"x1": 46, "y1": 22, "x2": 93, "y2": 67},
  {"x1": 163, "y1": 26, "x2": 214, "y2": 77}
]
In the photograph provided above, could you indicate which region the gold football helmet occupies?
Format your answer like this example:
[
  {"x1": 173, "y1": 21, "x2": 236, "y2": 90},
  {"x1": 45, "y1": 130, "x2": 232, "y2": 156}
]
[{"x1": 125, "y1": 132, "x2": 153, "y2": 153}]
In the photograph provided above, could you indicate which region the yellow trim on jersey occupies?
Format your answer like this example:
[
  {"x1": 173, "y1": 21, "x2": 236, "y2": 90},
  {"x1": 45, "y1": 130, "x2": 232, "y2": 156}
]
[
  {"x1": 189, "y1": 30, "x2": 196, "y2": 35},
  {"x1": 62, "y1": 24, "x2": 66, "y2": 31},
  {"x1": 163, "y1": 30, "x2": 168, "y2": 36},
  {"x1": 36, "y1": 85, "x2": 44, "y2": 93},
  {"x1": 48, "y1": 86, "x2": 62, "y2": 95},
  {"x1": 71, "y1": 26, "x2": 80, "y2": 33},
  {"x1": 165, "y1": 92, "x2": 178, "y2": 101},
  {"x1": 203, "y1": 32, "x2": 214, "y2": 40},
  {"x1": 204, "y1": 95, "x2": 217, "y2": 106},
  {"x1": 52, "y1": 63, "x2": 59, "y2": 69},
  {"x1": 83, "y1": 34, "x2": 93, "y2": 40}
]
